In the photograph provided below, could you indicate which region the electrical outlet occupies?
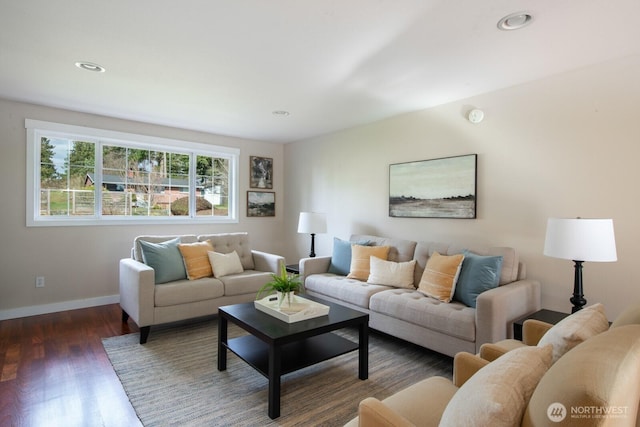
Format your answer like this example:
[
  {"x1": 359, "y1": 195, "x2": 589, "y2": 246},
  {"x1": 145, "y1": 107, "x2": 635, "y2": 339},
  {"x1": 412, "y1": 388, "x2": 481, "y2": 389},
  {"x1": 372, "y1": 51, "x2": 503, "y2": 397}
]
[{"x1": 36, "y1": 276, "x2": 45, "y2": 288}]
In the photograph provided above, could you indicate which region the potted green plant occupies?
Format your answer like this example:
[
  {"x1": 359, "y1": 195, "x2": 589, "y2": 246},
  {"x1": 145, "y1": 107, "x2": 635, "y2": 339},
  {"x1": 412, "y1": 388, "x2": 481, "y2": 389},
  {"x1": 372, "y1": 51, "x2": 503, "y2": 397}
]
[{"x1": 256, "y1": 263, "x2": 302, "y2": 307}]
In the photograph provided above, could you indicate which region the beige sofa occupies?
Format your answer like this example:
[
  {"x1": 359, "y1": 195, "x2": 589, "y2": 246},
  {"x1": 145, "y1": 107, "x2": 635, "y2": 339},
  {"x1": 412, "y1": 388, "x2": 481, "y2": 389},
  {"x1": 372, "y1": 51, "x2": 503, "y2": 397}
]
[
  {"x1": 301, "y1": 234, "x2": 541, "y2": 356},
  {"x1": 347, "y1": 304, "x2": 640, "y2": 427},
  {"x1": 119, "y1": 232, "x2": 284, "y2": 343}
]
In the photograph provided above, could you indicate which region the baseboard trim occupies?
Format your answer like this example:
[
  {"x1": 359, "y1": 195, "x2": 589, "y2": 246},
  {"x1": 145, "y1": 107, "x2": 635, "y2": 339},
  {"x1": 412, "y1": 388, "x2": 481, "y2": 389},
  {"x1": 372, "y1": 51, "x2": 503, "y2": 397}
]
[{"x1": 0, "y1": 294, "x2": 120, "y2": 321}]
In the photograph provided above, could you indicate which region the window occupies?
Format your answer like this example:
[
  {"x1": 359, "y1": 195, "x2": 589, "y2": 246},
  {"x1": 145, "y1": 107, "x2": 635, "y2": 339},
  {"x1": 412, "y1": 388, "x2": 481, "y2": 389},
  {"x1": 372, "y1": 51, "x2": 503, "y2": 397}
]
[{"x1": 26, "y1": 120, "x2": 238, "y2": 226}]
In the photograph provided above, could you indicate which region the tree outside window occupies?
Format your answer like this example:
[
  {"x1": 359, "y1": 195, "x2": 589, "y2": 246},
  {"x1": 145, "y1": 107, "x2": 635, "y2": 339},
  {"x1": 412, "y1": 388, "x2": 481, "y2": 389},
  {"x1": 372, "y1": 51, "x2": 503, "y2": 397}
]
[{"x1": 30, "y1": 121, "x2": 238, "y2": 225}]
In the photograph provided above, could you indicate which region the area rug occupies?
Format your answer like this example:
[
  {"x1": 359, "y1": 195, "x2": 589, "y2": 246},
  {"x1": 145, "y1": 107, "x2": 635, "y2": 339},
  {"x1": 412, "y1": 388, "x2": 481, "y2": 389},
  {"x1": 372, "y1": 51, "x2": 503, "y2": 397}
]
[{"x1": 102, "y1": 318, "x2": 452, "y2": 426}]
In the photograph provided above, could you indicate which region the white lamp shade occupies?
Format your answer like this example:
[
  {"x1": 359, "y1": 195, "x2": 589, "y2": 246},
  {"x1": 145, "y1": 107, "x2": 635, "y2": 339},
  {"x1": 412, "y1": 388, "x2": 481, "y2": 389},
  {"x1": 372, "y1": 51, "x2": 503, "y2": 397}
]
[
  {"x1": 297, "y1": 212, "x2": 327, "y2": 234},
  {"x1": 544, "y1": 218, "x2": 617, "y2": 262}
]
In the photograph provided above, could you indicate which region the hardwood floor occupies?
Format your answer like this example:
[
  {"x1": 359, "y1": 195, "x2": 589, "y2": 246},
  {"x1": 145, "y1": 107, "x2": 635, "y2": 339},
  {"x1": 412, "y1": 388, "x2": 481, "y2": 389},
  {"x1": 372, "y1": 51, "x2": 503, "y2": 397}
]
[{"x1": 0, "y1": 304, "x2": 142, "y2": 427}]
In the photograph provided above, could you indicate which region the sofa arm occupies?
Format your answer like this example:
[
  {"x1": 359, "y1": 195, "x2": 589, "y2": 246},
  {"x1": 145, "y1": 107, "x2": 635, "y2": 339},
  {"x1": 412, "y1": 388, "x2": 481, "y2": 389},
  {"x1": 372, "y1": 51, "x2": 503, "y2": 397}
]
[
  {"x1": 453, "y1": 352, "x2": 489, "y2": 387},
  {"x1": 475, "y1": 279, "x2": 541, "y2": 351},
  {"x1": 251, "y1": 250, "x2": 284, "y2": 274},
  {"x1": 523, "y1": 319, "x2": 553, "y2": 346},
  {"x1": 479, "y1": 342, "x2": 516, "y2": 362},
  {"x1": 119, "y1": 258, "x2": 156, "y2": 327},
  {"x1": 357, "y1": 397, "x2": 415, "y2": 427},
  {"x1": 299, "y1": 256, "x2": 332, "y2": 282}
]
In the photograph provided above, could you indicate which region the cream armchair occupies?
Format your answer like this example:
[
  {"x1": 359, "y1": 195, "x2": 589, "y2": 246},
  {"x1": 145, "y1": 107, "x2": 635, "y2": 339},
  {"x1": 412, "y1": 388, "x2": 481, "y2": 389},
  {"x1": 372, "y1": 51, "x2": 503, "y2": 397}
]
[
  {"x1": 347, "y1": 351, "x2": 489, "y2": 427},
  {"x1": 346, "y1": 306, "x2": 640, "y2": 427},
  {"x1": 480, "y1": 301, "x2": 640, "y2": 362}
]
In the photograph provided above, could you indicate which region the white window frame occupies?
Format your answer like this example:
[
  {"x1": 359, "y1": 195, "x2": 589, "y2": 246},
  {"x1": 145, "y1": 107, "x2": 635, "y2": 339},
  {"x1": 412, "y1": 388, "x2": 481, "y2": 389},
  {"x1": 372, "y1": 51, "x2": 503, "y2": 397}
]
[{"x1": 26, "y1": 119, "x2": 239, "y2": 226}]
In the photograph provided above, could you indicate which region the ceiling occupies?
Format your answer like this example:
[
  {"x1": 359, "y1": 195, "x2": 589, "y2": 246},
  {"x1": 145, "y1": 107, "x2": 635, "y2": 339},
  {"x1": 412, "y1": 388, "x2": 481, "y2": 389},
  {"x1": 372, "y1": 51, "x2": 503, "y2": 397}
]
[{"x1": 1, "y1": 1, "x2": 639, "y2": 143}]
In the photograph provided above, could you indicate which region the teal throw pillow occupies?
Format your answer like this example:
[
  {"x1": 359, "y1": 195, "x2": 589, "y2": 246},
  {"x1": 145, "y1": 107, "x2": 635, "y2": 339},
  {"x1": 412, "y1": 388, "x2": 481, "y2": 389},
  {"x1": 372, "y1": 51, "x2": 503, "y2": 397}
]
[
  {"x1": 454, "y1": 251, "x2": 503, "y2": 308},
  {"x1": 139, "y1": 237, "x2": 187, "y2": 284},
  {"x1": 327, "y1": 237, "x2": 371, "y2": 275}
]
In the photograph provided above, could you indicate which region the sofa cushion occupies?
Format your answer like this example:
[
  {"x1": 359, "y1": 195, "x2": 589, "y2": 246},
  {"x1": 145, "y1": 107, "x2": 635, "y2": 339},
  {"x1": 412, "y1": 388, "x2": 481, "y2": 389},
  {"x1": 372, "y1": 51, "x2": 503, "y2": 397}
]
[
  {"x1": 133, "y1": 234, "x2": 197, "y2": 263},
  {"x1": 208, "y1": 250, "x2": 244, "y2": 278},
  {"x1": 417, "y1": 252, "x2": 464, "y2": 303},
  {"x1": 369, "y1": 289, "x2": 476, "y2": 341},
  {"x1": 178, "y1": 240, "x2": 214, "y2": 280},
  {"x1": 440, "y1": 345, "x2": 553, "y2": 427},
  {"x1": 198, "y1": 232, "x2": 255, "y2": 270},
  {"x1": 367, "y1": 257, "x2": 416, "y2": 289},
  {"x1": 138, "y1": 237, "x2": 188, "y2": 284},
  {"x1": 219, "y1": 270, "x2": 274, "y2": 296},
  {"x1": 412, "y1": 243, "x2": 520, "y2": 286},
  {"x1": 523, "y1": 325, "x2": 640, "y2": 427},
  {"x1": 487, "y1": 246, "x2": 519, "y2": 285},
  {"x1": 154, "y1": 277, "x2": 224, "y2": 307},
  {"x1": 347, "y1": 245, "x2": 390, "y2": 281},
  {"x1": 453, "y1": 251, "x2": 503, "y2": 308},
  {"x1": 537, "y1": 303, "x2": 609, "y2": 363},
  {"x1": 327, "y1": 237, "x2": 371, "y2": 275},
  {"x1": 350, "y1": 234, "x2": 417, "y2": 262},
  {"x1": 412, "y1": 241, "x2": 461, "y2": 286},
  {"x1": 305, "y1": 274, "x2": 393, "y2": 309}
]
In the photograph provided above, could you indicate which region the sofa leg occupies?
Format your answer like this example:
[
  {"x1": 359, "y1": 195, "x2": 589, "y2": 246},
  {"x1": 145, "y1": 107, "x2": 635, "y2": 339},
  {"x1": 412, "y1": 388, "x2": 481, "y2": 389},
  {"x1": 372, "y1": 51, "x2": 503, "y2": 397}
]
[
  {"x1": 121, "y1": 309, "x2": 129, "y2": 323},
  {"x1": 140, "y1": 326, "x2": 151, "y2": 344}
]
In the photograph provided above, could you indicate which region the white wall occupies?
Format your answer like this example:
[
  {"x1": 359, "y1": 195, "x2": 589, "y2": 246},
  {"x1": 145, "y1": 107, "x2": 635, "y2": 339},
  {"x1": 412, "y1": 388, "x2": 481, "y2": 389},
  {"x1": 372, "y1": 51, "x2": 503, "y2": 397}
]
[
  {"x1": 4, "y1": 55, "x2": 639, "y2": 321},
  {"x1": 0, "y1": 99, "x2": 285, "y2": 319},
  {"x1": 284, "y1": 55, "x2": 640, "y2": 320}
]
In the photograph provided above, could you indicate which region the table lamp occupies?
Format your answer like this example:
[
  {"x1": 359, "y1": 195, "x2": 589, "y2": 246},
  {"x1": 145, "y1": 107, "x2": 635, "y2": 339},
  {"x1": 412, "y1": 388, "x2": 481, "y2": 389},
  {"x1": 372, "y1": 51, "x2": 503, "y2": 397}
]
[
  {"x1": 297, "y1": 212, "x2": 327, "y2": 257},
  {"x1": 543, "y1": 218, "x2": 617, "y2": 313}
]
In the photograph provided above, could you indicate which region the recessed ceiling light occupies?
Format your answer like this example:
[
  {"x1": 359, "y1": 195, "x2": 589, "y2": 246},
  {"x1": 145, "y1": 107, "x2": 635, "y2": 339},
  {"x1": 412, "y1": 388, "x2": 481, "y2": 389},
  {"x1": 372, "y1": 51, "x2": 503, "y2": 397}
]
[
  {"x1": 75, "y1": 61, "x2": 106, "y2": 73},
  {"x1": 272, "y1": 110, "x2": 290, "y2": 117},
  {"x1": 497, "y1": 12, "x2": 533, "y2": 31}
]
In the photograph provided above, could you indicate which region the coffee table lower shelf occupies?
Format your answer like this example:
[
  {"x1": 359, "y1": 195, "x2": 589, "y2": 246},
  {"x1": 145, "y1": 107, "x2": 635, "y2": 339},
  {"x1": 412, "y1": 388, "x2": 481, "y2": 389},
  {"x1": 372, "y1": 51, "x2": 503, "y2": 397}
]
[
  {"x1": 225, "y1": 332, "x2": 358, "y2": 377},
  {"x1": 217, "y1": 297, "x2": 368, "y2": 419}
]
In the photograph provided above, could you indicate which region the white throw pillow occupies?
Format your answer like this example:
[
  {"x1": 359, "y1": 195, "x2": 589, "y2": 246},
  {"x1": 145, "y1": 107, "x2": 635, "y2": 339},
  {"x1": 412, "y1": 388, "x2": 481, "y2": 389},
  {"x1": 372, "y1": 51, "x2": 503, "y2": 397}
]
[
  {"x1": 208, "y1": 250, "x2": 244, "y2": 278},
  {"x1": 367, "y1": 257, "x2": 416, "y2": 288},
  {"x1": 537, "y1": 303, "x2": 609, "y2": 363},
  {"x1": 440, "y1": 345, "x2": 553, "y2": 427}
]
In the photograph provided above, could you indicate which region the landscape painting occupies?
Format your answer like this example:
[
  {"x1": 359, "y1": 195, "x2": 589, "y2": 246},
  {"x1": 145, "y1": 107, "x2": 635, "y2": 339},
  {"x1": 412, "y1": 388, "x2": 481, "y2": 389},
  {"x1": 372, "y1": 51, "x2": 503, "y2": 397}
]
[
  {"x1": 247, "y1": 191, "x2": 275, "y2": 217},
  {"x1": 250, "y1": 156, "x2": 273, "y2": 189},
  {"x1": 389, "y1": 154, "x2": 477, "y2": 219}
]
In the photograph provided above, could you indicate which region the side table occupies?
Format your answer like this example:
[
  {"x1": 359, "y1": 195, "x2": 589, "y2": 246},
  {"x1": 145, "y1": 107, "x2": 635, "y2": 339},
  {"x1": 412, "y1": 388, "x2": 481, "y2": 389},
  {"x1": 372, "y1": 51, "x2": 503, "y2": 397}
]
[
  {"x1": 513, "y1": 309, "x2": 569, "y2": 341},
  {"x1": 285, "y1": 264, "x2": 300, "y2": 274}
]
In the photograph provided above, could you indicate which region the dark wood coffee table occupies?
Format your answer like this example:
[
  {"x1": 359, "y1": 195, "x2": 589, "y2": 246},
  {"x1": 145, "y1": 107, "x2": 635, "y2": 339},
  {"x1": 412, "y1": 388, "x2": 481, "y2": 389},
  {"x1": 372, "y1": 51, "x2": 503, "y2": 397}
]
[{"x1": 217, "y1": 295, "x2": 369, "y2": 419}]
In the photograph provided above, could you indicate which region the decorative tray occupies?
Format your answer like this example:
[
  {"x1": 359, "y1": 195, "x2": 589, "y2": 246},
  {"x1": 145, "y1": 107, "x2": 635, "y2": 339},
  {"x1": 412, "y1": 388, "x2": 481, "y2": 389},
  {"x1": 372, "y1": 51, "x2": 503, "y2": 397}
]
[{"x1": 254, "y1": 295, "x2": 330, "y2": 323}]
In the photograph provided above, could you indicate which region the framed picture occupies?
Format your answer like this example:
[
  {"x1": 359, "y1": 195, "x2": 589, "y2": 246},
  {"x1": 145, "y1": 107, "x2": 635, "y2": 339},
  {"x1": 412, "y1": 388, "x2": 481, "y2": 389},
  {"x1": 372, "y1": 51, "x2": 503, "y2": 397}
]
[
  {"x1": 389, "y1": 154, "x2": 477, "y2": 219},
  {"x1": 247, "y1": 191, "x2": 275, "y2": 217},
  {"x1": 250, "y1": 156, "x2": 273, "y2": 189}
]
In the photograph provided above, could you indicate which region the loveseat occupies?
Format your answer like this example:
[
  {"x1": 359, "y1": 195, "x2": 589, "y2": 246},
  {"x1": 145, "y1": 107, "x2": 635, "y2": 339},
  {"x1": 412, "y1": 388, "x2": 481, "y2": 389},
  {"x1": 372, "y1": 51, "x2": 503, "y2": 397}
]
[
  {"x1": 301, "y1": 235, "x2": 540, "y2": 357},
  {"x1": 120, "y1": 232, "x2": 284, "y2": 343},
  {"x1": 346, "y1": 303, "x2": 640, "y2": 427}
]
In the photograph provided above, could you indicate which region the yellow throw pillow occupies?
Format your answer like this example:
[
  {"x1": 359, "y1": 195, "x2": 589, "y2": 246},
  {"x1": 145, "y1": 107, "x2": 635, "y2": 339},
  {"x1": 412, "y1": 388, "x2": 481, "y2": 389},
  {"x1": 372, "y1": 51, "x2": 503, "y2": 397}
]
[
  {"x1": 418, "y1": 252, "x2": 465, "y2": 303},
  {"x1": 347, "y1": 245, "x2": 390, "y2": 281},
  {"x1": 178, "y1": 240, "x2": 214, "y2": 280}
]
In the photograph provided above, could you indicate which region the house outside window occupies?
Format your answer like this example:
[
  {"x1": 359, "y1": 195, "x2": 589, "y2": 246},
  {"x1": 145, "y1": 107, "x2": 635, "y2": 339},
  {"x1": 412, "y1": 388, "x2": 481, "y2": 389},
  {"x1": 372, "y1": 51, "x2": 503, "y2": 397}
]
[{"x1": 27, "y1": 119, "x2": 238, "y2": 226}]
